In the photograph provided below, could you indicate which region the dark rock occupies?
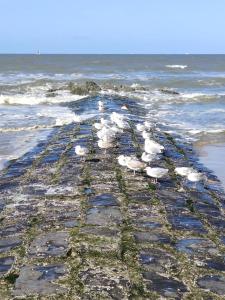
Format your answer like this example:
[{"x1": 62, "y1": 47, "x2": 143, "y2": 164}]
[
  {"x1": 86, "y1": 207, "x2": 122, "y2": 226},
  {"x1": 139, "y1": 249, "x2": 176, "y2": 273},
  {"x1": 89, "y1": 193, "x2": 118, "y2": 207},
  {"x1": 79, "y1": 267, "x2": 130, "y2": 299},
  {"x1": 133, "y1": 221, "x2": 163, "y2": 229},
  {"x1": 176, "y1": 237, "x2": 218, "y2": 256},
  {"x1": 68, "y1": 81, "x2": 101, "y2": 95},
  {"x1": 80, "y1": 226, "x2": 120, "y2": 238},
  {"x1": 134, "y1": 231, "x2": 171, "y2": 244},
  {"x1": 159, "y1": 89, "x2": 180, "y2": 95},
  {"x1": 143, "y1": 272, "x2": 187, "y2": 299},
  {"x1": 168, "y1": 214, "x2": 206, "y2": 233},
  {"x1": 13, "y1": 264, "x2": 68, "y2": 297},
  {"x1": 197, "y1": 275, "x2": 225, "y2": 295},
  {"x1": 0, "y1": 256, "x2": 14, "y2": 277},
  {"x1": 204, "y1": 257, "x2": 225, "y2": 271},
  {"x1": 0, "y1": 238, "x2": 22, "y2": 253},
  {"x1": 28, "y1": 232, "x2": 69, "y2": 257}
]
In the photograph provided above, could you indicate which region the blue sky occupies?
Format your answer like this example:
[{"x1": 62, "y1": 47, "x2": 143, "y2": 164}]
[{"x1": 0, "y1": 0, "x2": 224, "y2": 54}]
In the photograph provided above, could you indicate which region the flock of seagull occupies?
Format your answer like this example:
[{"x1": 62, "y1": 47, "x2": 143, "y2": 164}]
[{"x1": 74, "y1": 100, "x2": 206, "y2": 186}]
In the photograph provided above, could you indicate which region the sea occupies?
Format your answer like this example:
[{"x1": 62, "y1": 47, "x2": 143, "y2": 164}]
[{"x1": 0, "y1": 54, "x2": 225, "y2": 187}]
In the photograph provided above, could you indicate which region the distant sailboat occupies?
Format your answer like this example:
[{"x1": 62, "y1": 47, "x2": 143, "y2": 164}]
[{"x1": 37, "y1": 50, "x2": 41, "y2": 55}]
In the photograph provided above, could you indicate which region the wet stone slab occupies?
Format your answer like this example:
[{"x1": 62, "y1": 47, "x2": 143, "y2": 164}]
[
  {"x1": 0, "y1": 223, "x2": 25, "y2": 237},
  {"x1": 176, "y1": 237, "x2": 219, "y2": 257},
  {"x1": 13, "y1": 264, "x2": 68, "y2": 297},
  {"x1": 79, "y1": 266, "x2": 130, "y2": 299},
  {"x1": 80, "y1": 226, "x2": 120, "y2": 238},
  {"x1": 0, "y1": 256, "x2": 14, "y2": 277},
  {"x1": 134, "y1": 231, "x2": 171, "y2": 245},
  {"x1": 0, "y1": 238, "x2": 22, "y2": 253},
  {"x1": 197, "y1": 275, "x2": 225, "y2": 295},
  {"x1": 88, "y1": 193, "x2": 119, "y2": 207},
  {"x1": 168, "y1": 214, "x2": 206, "y2": 233},
  {"x1": 143, "y1": 271, "x2": 188, "y2": 299},
  {"x1": 203, "y1": 257, "x2": 225, "y2": 271},
  {"x1": 86, "y1": 207, "x2": 122, "y2": 226},
  {"x1": 28, "y1": 232, "x2": 70, "y2": 258},
  {"x1": 139, "y1": 249, "x2": 177, "y2": 273}
]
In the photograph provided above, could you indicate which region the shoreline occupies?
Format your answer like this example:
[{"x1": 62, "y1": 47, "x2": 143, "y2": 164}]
[{"x1": 0, "y1": 96, "x2": 225, "y2": 298}]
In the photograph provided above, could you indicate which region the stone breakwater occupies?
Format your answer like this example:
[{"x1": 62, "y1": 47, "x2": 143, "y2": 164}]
[{"x1": 0, "y1": 96, "x2": 225, "y2": 300}]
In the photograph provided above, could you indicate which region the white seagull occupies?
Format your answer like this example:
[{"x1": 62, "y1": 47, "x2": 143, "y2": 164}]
[
  {"x1": 187, "y1": 172, "x2": 206, "y2": 182},
  {"x1": 144, "y1": 139, "x2": 164, "y2": 155},
  {"x1": 117, "y1": 155, "x2": 131, "y2": 167},
  {"x1": 75, "y1": 145, "x2": 89, "y2": 159},
  {"x1": 121, "y1": 105, "x2": 128, "y2": 110},
  {"x1": 175, "y1": 167, "x2": 195, "y2": 177},
  {"x1": 97, "y1": 139, "x2": 114, "y2": 151},
  {"x1": 145, "y1": 167, "x2": 168, "y2": 183},
  {"x1": 136, "y1": 123, "x2": 146, "y2": 132},
  {"x1": 126, "y1": 158, "x2": 146, "y2": 175},
  {"x1": 142, "y1": 130, "x2": 152, "y2": 140},
  {"x1": 141, "y1": 152, "x2": 156, "y2": 163}
]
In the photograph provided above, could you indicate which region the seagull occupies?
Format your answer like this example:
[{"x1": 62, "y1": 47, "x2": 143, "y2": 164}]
[
  {"x1": 93, "y1": 122, "x2": 104, "y2": 130},
  {"x1": 186, "y1": 171, "x2": 207, "y2": 190},
  {"x1": 144, "y1": 121, "x2": 154, "y2": 130},
  {"x1": 144, "y1": 139, "x2": 164, "y2": 154},
  {"x1": 187, "y1": 172, "x2": 206, "y2": 182},
  {"x1": 100, "y1": 118, "x2": 111, "y2": 126},
  {"x1": 115, "y1": 119, "x2": 129, "y2": 130},
  {"x1": 96, "y1": 127, "x2": 116, "y2": 141},
  {"x1": 98, "y1": 100, "x2": 104, "y2": 111},
  {"x1": 110, "y1": 112, "x2": 125, "y2": 124},
  {"x1": 117, "y1": 155, "x2": 130, "y2": 167},
  {"x1": 126, "y1": 158, "x2": 146, "y2": 175},
  {"x1": 98, "y1": 139, "x2": 114, "y2": 152},
  {"x1": 145, "y1": 167, "x2": 168, "y2": 183},
  {"x1": 142, "y1": 130, "x2": 152, "y2": 140},
  {"x1": 111, "y1": 125, "x2": 123, "y2": 134},
  {"x1": 141, "y1": 152, "x2": 156, "y2": 163},
  {"x1": 175, "y1": 167, "x2": 195, "y2": 177},
  {"x1": 75, "y1": 145, "x2": 88, "y2": 160},
  {"x1": 121, "y1": 105, "x2": 128, "y2": 110},
  {"x1": 136, "y1": 123, "x2": 146, "y2": 132}
]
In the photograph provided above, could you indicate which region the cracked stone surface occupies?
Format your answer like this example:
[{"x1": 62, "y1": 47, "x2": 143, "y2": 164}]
[
  {"x1": 13, "y1": 264, "x2": 68, "y2": 297},
  {"x1": 0, "y1": 96, "x2": 225, "y2": 299}
]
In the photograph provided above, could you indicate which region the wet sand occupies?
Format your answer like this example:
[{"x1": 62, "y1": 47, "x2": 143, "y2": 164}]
[{"x1": 195, "y1": 142, "x2": 225, "y2": 190}]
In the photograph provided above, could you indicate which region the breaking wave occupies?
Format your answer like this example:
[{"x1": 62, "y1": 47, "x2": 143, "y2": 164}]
[{"x1": 166, "y1": 65, "x2": 188, "y2": 69}]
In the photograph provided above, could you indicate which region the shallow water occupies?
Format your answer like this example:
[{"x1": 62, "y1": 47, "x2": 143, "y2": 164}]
[
  {"x1": 0, "y1": 54, "x2": 225, "y2": 184},
  {"x1": 196, "y1": 142, "x2": 225, "y2": 189}
]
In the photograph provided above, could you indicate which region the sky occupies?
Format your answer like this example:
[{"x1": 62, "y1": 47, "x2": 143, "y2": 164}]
[{"x1": 0, "y1": 0, "x2": 225, "y2": 54}]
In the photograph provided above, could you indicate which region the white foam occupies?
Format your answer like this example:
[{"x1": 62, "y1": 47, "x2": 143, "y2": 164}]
[
  {"x1": 0, "y1": 92, "x2": 87, "y2": 106},
  {"x1": 0, "y1": 124, "x2": 51, "y2": 133},
  {"x1": 166, "y1": 65, "x2": 188, "y2": 69}
]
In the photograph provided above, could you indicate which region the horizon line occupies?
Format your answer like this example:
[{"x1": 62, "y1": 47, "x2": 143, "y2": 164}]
[{"x1": 0, "y1": 52, "x2": 225, "y2": 55}]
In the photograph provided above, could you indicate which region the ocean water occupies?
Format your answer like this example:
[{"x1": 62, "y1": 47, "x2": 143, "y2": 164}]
[{"x1": 0, "y1": 54, "x2": 225, "y2": 185}]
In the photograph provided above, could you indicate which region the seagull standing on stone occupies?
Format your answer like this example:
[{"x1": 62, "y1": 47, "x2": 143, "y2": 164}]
[
  {"x1": 121, "y1": 104, "x2": 128, "y2": 110},
  {"x1": 141, "y1": 152, "x2": 157, "y2": 163},
  {"x1": 117, "y1": 155, "x2": 131, "y2": 167},
  {"x1": 98, "y1": 100, "x2": 104, "y2": 111},
  {"x1": 175, "y1": 167, "x2": 195, "y2": 177},
  {"x1": 97, "y1": 139, "x2": 114, "y2": 153},
  {"x1": 136, "y1": 123, "x2": 146, "y2": 132},
  {"x1": 126, "y1": 158, "x2": 146, "y2": 175},
  {"x1": 145, "y1": 167, "x2": 168, "y2": 183},
  {"x1": 144, "y1": 138, "x2": 164, "y2": 155},
  {"x1": 75, "y1": 145, "x2": 89, "y2": 160}
]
